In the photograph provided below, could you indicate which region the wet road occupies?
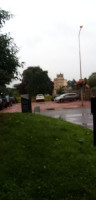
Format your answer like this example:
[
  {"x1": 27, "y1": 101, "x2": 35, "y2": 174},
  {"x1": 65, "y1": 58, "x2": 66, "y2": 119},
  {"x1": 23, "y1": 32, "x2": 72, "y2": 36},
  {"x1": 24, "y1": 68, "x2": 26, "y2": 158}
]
[
  {"x1": 0, "y1": 101, "x2": 93, "y2": 130},
  {"x1": 41, "y1": 107, "x2": 93, "y2": 130}
]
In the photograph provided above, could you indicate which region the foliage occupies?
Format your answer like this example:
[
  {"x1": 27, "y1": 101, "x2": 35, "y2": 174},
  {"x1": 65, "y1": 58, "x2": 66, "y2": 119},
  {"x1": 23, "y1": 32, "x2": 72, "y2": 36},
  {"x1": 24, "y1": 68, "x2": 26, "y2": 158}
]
[
  {"x1": 15, "y1": 96, "x2": 21, "y2": 103},
  {"x1": 0, "y1": 113, "x2": 96, "y2": 200},
  {"x1": 19, "y1": 66, "x2": 53, "y2": 96},
  {"x1": 84, "y1": 77, "x2": 88, "y2": 84},
  {"x1": 15, "y1": 82, "x2": 27, "y2": 95},
  {"x1": 1, "y1": 86, "x2": 20, "y2": 98},
  {"x1": 67, "y1": 79, "x2": 77, "y2": 89},
  {"x1": 56, "y1": 86, "x2": 65, "y2": 94},
  {"x1": 0, "y1": 8, "x2": 22, "y2": 94},
  {"x1": 44, "y1": 94, "x2": 52, "y2": 101},
  {"x1": 0, "y1": 8, "x2": 12, "y2": 28},
  {"x1": 88, "y1": 72, "x2": 96, "y2": 88}
]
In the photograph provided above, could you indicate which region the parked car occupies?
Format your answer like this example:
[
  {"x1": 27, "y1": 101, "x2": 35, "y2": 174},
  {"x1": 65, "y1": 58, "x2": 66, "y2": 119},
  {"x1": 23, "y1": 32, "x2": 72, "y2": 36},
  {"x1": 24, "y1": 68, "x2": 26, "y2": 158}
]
[
  {"x1": 36, "y1": 94, "x2": 45, "y2": 102},
  {"x1": 0, "y1": 96, "x2": 8, "y2": 109},
  {"x1": 2, "y1": 97, "x2": 8, "y2": 108},
  {"x1": 5, "y1": 95, "x2": 12, "y2": 106},
  {"x1": 54, "y1": 93, "x2": 79, "y2": 103},
  {"x1": 51, "y1": 94, "x2": 60, "y2": 101},
  {"x1": 10, "y1": 97, "x2": 18, "y2": 104}
]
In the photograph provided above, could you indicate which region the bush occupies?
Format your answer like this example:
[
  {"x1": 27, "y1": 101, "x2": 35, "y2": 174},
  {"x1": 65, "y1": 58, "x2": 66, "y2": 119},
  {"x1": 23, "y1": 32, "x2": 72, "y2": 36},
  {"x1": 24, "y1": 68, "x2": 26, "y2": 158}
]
[
  {"x1": 45, "y1": 94, "x2": 52, "y2": 101},
  {"x1": 16, "y1": 96, "x2": 21, "y2": 103},
  {"x1": 32, "y1": 96, "x2": 36, "y2": 102}
]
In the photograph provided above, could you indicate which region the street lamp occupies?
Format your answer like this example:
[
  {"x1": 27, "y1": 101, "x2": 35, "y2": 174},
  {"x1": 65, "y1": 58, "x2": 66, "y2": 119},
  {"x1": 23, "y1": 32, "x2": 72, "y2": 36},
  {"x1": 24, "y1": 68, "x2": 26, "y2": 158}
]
[
  {"x1": 79, "y1": 25, "x2": 83, "y2": 106},
  {"x1": 79, "y1": 25, "x2": 83, "y2": 79}
]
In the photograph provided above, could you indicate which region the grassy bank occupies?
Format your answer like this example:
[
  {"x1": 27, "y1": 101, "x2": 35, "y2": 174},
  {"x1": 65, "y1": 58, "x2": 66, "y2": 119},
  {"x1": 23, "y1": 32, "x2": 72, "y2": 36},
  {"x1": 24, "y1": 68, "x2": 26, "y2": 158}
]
[{"x1": 0, "y1": 113, "x2": 96, "y2": 200}]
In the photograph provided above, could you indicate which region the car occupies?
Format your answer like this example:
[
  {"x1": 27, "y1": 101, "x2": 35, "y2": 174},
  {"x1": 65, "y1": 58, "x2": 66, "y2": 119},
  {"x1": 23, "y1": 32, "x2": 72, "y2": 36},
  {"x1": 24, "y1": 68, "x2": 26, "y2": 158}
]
[
  {"x1": 51, "y1": 94, "x2": 60, "y2": 101},
  {"x1": 36, "y1": 94, "x2": 45, "y2": 102},
  {"x1": 0, "y1": 96, "x2": 8, "y2": 109},
  {"x1": 54, "y1": 93, "x2": 79, "y2": 103},
  {"x1": 5, "y1": 95, "x2": 13, "y2": 106},
  {"x1": 10, "y1": 97, "x2": 18, "y2": 104},
  {"x1": 2, "y1": 97, "x2": 8, "y2": 108}
]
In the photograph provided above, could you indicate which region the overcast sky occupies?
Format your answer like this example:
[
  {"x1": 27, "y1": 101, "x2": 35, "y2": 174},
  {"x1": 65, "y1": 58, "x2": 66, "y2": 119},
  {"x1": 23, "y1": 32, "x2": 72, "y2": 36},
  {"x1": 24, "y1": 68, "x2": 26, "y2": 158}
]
[{"x1": 1, "y1": 0, "x2": 96, "y2": 85}]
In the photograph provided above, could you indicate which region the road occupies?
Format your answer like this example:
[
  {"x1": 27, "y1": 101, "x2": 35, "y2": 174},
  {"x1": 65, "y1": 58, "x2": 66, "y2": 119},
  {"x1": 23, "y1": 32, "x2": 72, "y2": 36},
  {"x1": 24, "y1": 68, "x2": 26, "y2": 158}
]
[
  {"x1": 0, "y1": 101, "x2": 93, "y2": 130},
  {"x1": 41, "y1": 107, "x2": 93, "y2": 130}
]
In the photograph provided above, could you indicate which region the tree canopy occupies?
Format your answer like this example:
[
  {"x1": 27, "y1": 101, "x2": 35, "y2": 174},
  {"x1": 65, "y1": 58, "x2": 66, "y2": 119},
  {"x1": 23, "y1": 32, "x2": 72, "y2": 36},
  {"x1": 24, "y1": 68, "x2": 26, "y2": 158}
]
[
  {"x1": 88, "y1": 72, "x2": 96, "y2": 88},
  {"x1": 18, "y1": 66, "x2": 53, "y2": 96},
  {"x1": 67, "y1": 79, "x2": 77, "y2": 89},
  {"x1": 0, "y1": 8, "x2": 12, "y2": 28},
  {"x1": 0, "y1": 8, "x2": 21, "y2": 94},
  {"x1": 56, "y1": 86, "x2": 65, "y2": 94}
]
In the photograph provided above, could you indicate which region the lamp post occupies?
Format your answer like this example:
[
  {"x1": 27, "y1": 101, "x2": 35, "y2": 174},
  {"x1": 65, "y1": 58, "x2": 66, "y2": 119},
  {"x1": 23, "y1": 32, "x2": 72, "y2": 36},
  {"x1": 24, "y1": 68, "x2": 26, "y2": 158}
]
[{"x1": 79, "y1": 25, "x2": 83, "y2": 106}]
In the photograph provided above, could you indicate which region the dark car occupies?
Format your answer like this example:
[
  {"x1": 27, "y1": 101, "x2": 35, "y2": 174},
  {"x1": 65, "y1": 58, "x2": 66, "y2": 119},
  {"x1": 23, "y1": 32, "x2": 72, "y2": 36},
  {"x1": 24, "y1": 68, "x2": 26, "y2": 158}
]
[
  {"x1": 5, "y1": 95, "x2": 12, "y2": 107},
  {"x1": 54, "y1": 93, "x2": 79, "y2": 103},
  {"x1": 2, "y1": 97, "x2": 8, "y2": 108},
  {"x1": 10, "y1": 97, "x2": 18, "y2": 104},
  {"x1": 0, "y1": 97, "x2": 8, "y2": 109}
]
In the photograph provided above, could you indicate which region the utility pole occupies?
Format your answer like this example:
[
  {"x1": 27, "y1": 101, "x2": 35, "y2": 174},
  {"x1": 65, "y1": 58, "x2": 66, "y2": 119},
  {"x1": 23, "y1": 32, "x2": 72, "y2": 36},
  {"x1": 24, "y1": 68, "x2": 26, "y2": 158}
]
[{"x1": 79, "y1": 25, "x2": 83, "y2": 106}]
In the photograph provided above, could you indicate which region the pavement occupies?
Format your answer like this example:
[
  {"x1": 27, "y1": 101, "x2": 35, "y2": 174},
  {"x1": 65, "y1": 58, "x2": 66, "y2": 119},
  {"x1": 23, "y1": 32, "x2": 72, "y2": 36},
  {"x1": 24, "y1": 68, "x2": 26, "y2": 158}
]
[
  {"x1": 41, "y1": 107, "x2": 93, "y2": 130},
  {"x1": 0, "y1": 100, "x2": 91, "y2": 113},
  {"x1": 0, "y1": 100, "x2": 93, "y2": 130}
]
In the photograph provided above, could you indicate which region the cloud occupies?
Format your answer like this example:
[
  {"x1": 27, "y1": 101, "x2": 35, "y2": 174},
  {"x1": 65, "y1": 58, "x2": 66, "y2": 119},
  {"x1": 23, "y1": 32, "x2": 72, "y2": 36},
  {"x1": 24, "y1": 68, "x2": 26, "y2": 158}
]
[{"x1": 1, "y1": 0, "x2": 96, "y2": 84}]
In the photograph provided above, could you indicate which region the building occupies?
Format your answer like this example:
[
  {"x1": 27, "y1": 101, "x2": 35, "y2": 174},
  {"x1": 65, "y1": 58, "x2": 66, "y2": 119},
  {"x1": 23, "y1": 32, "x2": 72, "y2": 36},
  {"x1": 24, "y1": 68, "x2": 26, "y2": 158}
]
[{"x1": 53, "y1": 73, "x2": 67, "y2": 95}]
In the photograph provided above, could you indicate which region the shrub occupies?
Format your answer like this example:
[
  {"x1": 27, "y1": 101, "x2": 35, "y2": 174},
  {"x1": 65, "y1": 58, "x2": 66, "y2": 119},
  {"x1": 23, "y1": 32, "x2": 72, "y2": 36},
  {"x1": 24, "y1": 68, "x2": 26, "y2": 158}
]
[{"x1": 45, "y1": 94, "x2": 52, "y2": 101}]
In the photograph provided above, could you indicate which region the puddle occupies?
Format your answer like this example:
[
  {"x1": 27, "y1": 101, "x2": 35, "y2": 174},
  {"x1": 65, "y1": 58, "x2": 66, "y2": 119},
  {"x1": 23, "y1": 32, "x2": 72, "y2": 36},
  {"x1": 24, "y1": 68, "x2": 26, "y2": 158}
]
[{"x1": 46, "y1": 108, "x2": 55, "y2": 110}]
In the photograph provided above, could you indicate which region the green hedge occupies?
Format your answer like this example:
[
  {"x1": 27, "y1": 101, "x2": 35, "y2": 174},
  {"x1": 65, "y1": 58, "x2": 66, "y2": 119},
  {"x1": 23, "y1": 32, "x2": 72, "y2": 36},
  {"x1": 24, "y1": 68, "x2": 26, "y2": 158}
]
[{"x1": 44, "y1": 94, "x2": 52, "y2": 101}]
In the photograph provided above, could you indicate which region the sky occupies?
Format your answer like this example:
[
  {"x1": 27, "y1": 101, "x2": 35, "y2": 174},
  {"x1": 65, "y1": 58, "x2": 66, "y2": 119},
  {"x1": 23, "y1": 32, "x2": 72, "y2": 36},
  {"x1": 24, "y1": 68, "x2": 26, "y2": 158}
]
[{"x1": 1, "y1": 0, "x2": 96, "y2": 86}]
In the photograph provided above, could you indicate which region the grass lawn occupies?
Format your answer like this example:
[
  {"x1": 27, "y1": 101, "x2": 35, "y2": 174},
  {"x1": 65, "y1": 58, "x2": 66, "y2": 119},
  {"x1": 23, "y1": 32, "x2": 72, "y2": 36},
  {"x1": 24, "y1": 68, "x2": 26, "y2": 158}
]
[{"x1": 0, "y1": 113, "x2": 96, "y2": 200}]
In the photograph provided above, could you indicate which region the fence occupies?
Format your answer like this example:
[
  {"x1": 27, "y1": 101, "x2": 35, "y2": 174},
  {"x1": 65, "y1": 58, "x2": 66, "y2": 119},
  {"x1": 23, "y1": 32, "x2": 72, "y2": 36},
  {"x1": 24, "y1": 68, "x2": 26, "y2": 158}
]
[{"x1": 81, "y1": 89, "x2": 96, "y2": 100}]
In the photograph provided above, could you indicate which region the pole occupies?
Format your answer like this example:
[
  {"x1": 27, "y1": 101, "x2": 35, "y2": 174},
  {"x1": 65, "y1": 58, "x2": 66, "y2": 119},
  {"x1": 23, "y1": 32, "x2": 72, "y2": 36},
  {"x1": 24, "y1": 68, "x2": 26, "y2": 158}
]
[
  {"x1": 79, "y1": 25, "x2": 83, "y2": 106},
  {"x1": 91, "y1": 97, "x2": 96, "y2": 146},
  {"x1": 93, "y1": 115, "x2": 96, "y2": 146}
]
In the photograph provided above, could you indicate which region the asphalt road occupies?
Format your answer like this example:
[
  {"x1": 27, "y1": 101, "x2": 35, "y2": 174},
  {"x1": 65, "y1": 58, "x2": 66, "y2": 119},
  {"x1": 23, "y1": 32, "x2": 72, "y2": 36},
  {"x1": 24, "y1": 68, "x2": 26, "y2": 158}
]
[
  {"x1": 0, "y1": 101, "x2": 93, "y2": 130},
  {"x1": 41, "y1": 107, "x2": 93, "y2": 130}
]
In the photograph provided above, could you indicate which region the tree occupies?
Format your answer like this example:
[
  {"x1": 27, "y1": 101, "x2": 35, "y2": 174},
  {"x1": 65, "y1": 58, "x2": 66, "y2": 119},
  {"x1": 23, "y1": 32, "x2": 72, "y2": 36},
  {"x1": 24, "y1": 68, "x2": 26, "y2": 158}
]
[
  {"x1": 0, "y1": 8, "x2": 22, "y2": 94},
  {"x1": 88, "y1": 72, "x2": 96, "y2": 88},
  {"x1": 0, "y1": 9, "x2": 13, "y2": 28},
  {"x1": 56, "y1": 86, "x2": 65, "y2": 94},
  {"x1": 84, "y1": 77, "x2": 88, "y2": 85},
  {"x1": 19, "y1": 66, "x2": 53, "y2": 96},
  {"x1": 67, "y1": 79, "x2": 76, "y2": 90}
]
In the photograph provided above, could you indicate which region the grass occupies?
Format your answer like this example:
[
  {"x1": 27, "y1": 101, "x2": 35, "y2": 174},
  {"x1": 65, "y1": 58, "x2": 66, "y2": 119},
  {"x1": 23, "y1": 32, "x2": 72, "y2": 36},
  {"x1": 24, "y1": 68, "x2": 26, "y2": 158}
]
[{"x1": 0, "y1": 113, "x2": 96, "y2": 200}]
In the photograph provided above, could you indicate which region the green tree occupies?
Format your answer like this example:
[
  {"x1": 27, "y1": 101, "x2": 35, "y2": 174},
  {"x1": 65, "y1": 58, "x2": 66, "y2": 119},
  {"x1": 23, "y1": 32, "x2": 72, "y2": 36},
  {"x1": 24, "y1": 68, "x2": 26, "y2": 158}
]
[
  {"x1": 56, "y1": 86, "x2": 65, "y2": 94},
  {"x1": 0, "y1": 8, "x2": 12, "y2": 28},
  {"x1": 19, "y1": 66, "x2": 53, "y2": 96},
  {"x1": 84, "y1": 77, "x2": 88, "y2": 85},
  {"x1": 67, "y1": 79, "x2": 76, "y2": 89},
  {"x1": 0, "y1": 8, "x2": 22, "y2": 94},
  {"x1": 88, "y1": 73, "x2": 96, "y2": 88}
]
